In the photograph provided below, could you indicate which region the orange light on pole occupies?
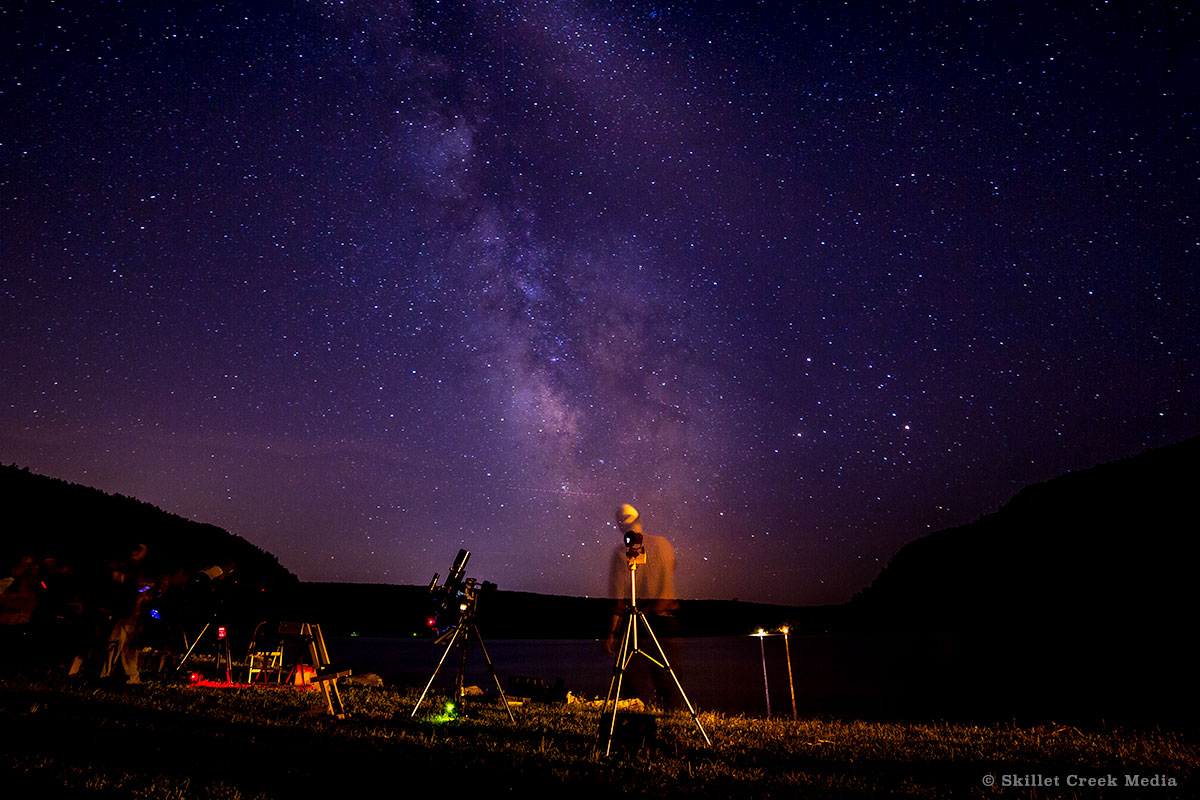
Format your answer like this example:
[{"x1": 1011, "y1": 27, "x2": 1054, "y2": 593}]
[{"x1": 780, "y1": 626, "x2": 797, "y2": 719}]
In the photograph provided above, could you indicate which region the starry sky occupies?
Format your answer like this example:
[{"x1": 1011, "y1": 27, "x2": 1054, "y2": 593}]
[{"x1": 2, "y1": 1, "x2": 1197, "y2": 605}]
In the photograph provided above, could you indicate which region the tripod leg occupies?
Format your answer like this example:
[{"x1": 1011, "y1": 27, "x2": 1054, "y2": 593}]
[
  {"x1": 411, "y1": 625, "x2": 463, "y2": 717},
  {"x1": 600, "y1": 609, "x2": 634, "y2": 715},
  {"x1": 471, "y1": 625, "x2": 516, "y2": 723},
  {"x1": 601, "y1": 612, "x2": 637, "y2": 757},
  {"x1": 637, "y1": 614, "x2": 711, "y2": 746},
  {"x1": 456, "y1": 626, "x2": 469, "y2": 703},
  {"x1": 175, "y1": 622, "x2": 210, "y2": 672}
]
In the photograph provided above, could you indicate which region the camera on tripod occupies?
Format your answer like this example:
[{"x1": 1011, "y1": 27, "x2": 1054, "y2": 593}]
[
  {"x1": 624, "y1": 531, "x2": 646, "y2": 565},
  {"x1": 425, "y1": 549, "x2": 496, "y2": 638}
]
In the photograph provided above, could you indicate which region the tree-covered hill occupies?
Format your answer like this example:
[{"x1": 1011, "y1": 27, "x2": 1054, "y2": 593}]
[
  {"x1": 0, "y1": 463, "x2": 296, "y2": 591},
  {"x1": 850, "y1": 435, "x2": 1200, "y2": 632}
]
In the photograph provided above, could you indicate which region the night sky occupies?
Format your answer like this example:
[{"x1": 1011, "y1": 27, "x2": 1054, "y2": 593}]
[{"x1": 3, "y1": 1, "x2": 1196, "y2": 605}]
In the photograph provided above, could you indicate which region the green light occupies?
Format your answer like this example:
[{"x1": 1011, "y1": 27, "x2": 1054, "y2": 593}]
[{"x1": 431, "y1": 701, "x2": 459, "y2": 724}]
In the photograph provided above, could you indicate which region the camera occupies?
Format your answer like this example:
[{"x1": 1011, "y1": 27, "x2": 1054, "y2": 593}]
[{"x1": 624, "y1": 530, "x2": 646, "y2": 565}]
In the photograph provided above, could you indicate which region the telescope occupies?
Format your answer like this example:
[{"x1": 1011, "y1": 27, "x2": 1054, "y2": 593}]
[
  {"x1": 413, "y1": 548, "x2": 511, "y2": 721},
  {"x1": 425, "y1": 549, "x2": 496, "y2": 638}
]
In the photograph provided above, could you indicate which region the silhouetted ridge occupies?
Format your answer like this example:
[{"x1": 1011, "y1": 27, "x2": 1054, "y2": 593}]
[
  {"x1": 852, "y1": 435, "x2": 1200, "y2": 631},
  {"x1": 0, "y1": 463, "x2": 296, "y2": 590},
  {"x1": 285, "y1": 583, "x2": 822, "y2": 639}
]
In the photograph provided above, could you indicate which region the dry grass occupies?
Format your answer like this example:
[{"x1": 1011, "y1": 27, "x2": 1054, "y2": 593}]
[{"x1": 2, "y1": 670, "x2": 1196, "y2": 798}]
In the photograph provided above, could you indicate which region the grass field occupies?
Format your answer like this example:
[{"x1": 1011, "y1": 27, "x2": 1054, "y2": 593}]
[{"x1": 2, "y1": 669, "x2": 1196, "y2": 798}]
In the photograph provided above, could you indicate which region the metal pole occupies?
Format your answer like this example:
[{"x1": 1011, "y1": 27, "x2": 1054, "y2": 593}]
[
  {"x1": 756, "y1": 629, "x2": 771, "y2": 717},
  {"x1": 781, "y1": 627, "x2": 797, "y2": 719}
]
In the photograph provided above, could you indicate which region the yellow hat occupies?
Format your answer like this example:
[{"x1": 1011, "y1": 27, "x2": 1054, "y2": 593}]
[{"x1": 615, "y1": 503, "x2": 639, "y2": 526}]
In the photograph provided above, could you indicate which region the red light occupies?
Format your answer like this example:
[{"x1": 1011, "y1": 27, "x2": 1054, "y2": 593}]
[
  {"x1": 217, "y1": 626, "x2": 227, "y2": 640},
  {"x1": 189, "y1": 672, "x2": 201, "y2": 683},
  {"x1": 426, "y1": 617, "x2": 437, "y2": 628}
]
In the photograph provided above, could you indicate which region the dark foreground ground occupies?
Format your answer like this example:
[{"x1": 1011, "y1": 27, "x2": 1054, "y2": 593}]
[{"x1": 1, "y1": 667, "x2": 1197, "y2": 799}]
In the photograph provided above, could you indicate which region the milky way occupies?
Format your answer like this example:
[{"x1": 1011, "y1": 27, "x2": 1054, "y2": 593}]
[{"x1": 2, "y1": 1, "x2": 1196, "y2": 603}]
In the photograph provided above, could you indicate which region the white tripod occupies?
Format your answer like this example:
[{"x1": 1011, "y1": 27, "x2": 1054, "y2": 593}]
[{"x1": 599, "y1": 555, "x2": 711, "y2": 756}]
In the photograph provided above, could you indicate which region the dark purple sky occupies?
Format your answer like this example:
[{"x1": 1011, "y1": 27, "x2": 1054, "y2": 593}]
[{"x1": 3, "y1": 1, "x2": 1196, "y2": 604}]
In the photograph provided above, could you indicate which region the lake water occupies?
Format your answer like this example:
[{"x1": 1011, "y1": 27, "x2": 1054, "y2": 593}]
[
  {"x1": 330, "y1": 631, "x2": 965, "y2": 717},
  {"x1": 327, "y1": 624, "x2": 1197, "y2": 724}
]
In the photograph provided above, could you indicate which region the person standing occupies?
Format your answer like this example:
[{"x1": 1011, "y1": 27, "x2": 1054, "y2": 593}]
[
  {"x1": 99, "y1": 543, "x2": 150, "y2": 684},
  {"x1": 606, "y1": 503, "x2": 681, "y2": 709}
]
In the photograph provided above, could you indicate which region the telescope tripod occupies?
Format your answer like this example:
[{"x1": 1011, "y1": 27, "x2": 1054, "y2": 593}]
[
  {"x1": 599, "y1": 560, "x2": 711, "y2": 756},
  {"x1": 176, "y1": 618, "x2": 233, "y2": 682},
  {"x1": 411, "y1": 600, "x2": 515, "y2": 722}
]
